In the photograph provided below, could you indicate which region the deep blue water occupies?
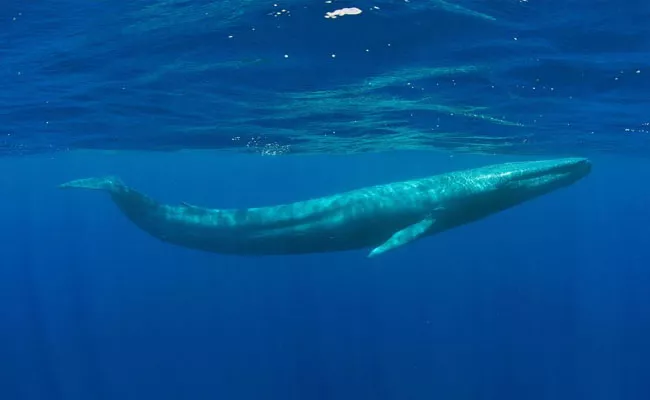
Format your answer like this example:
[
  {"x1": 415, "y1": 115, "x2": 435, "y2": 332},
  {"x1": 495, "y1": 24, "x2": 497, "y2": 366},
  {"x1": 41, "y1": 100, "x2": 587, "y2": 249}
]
[
  {"x1": 2, "y1": 1, "x2": 650, "y2": 399},
  {"x1": 3, "y1": 152, "x2": 650, "y2": 399}
]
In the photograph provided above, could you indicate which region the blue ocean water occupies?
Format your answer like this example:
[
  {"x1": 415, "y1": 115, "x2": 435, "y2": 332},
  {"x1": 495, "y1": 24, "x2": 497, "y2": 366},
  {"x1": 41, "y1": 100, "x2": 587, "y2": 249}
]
[{"x1": 2, "y1": 1, "x2": 650, "y2": 399}]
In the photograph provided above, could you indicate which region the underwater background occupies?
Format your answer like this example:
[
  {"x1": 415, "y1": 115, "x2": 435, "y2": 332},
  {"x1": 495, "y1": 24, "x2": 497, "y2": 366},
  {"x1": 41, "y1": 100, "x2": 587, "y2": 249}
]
[{"x1": 2, "y1": 1, "x2": 650, "y2": 399}]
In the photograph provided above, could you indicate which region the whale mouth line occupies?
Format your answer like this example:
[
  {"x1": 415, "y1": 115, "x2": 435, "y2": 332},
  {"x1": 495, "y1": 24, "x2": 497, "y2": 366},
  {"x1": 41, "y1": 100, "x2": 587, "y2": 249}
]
[
  {"x1": 525, "y1": 158, "x2": 590, "y2": 177},
  {"x1": 500, "y1": 157, "x2": 591, "y2": 192},
  {"x1": 516, "y1": 171, "x2": 574, "y2": 187}
]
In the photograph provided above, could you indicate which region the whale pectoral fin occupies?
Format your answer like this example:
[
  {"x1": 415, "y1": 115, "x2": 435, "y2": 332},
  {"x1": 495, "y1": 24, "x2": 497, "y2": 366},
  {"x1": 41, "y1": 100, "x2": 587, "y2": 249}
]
[{"x1": 367, "y1": 216, "x2": 437, "y2": 258}]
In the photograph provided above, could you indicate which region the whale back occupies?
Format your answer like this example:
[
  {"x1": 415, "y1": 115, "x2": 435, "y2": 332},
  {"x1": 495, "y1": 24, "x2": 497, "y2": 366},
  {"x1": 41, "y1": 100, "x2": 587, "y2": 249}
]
[{"x1": 58, "y1": 174, "x2": 449, "y2": 255}]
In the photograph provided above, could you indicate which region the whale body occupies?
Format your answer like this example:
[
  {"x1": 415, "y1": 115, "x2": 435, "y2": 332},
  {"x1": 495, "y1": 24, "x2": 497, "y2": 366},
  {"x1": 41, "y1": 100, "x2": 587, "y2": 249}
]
[{"x1": 59, "y1": 157, "x2": 591, "y2": 257}]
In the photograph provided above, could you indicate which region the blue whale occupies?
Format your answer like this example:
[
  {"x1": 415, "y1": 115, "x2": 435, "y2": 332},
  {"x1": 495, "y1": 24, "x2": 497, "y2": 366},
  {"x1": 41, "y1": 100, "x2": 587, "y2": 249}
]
[{"x1": 59, "y1": 157, "x2": 591, "y2": 257}]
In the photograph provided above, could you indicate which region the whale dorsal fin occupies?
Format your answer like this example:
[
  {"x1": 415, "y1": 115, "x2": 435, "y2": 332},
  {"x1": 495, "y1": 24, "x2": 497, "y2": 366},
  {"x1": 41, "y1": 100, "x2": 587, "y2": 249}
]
[{"x1": 367, "y1": 214, "x2": 438, "y2": 258}]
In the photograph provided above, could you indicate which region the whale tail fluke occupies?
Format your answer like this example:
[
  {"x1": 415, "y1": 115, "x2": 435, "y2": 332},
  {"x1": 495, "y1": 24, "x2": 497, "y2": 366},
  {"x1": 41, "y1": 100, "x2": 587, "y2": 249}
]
[
  {"x1": 59, "y1": 176, "x2": 167, "y2": 243},
  {"x1": 59, "y1": 176, "x2": 126, "y2": 193}
]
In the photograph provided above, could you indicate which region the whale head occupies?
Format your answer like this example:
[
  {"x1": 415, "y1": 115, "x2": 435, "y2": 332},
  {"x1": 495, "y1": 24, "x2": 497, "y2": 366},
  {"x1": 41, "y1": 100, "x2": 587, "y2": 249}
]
[
  {"x1": 496, "y1": 157, "x2": 592, "y2": 196},
  {"x1": 454, "y1": 157, "x2": 592, "y2": 218}
]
